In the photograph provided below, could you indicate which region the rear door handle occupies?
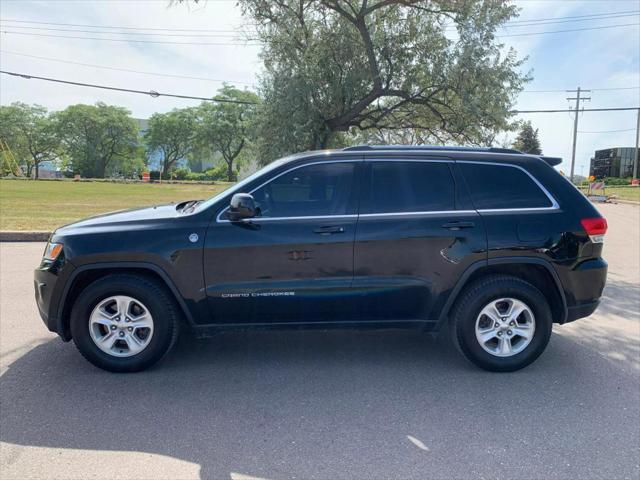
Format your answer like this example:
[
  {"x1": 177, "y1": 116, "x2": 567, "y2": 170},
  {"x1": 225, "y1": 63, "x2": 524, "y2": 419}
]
[
  {"x1": 313, "y1": 225, "x2": 345, "y2": 235},
  {"x1": 442, "y1": 221, "x2": 475, "y2": 230}
]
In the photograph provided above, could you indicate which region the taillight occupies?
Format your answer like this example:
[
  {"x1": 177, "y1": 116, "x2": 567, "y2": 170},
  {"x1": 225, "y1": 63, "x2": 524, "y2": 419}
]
[{"x1": 581, "y1": 217, "x2": 607, "y2": 243}]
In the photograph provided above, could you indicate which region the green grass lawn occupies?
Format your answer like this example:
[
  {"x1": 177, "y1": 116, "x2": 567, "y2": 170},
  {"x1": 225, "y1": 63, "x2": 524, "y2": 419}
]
[
  {"x1": 0, "y1": 180, "x2": 234, "y2": 231},
  {"x1": 577, "y1": 185, "x2": 640, "y2": 202}
]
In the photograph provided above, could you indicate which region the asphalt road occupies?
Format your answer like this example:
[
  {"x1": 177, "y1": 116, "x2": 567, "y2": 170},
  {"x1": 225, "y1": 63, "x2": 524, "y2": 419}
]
[{"x1": 1, "y1": 202, "x2": 638, "y2": 480}]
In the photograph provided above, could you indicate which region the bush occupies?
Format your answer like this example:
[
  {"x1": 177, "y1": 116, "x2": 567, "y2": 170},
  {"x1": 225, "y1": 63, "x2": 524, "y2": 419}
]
[
  {"x1": 183, "y1": 165, "x2": 236, "y2": 182},
  {"x1": 171, "y1": 168, "x2": 190, "y2": 180},
  {"x1": 602, "y1": 177, "x2": 633, "y2": 186},
  {"x1": 185, "y1": 172, "x2": 209, "y2": 181},
  {"x1": 149, "y1": 171, "x2": 161, "y2": 181}
]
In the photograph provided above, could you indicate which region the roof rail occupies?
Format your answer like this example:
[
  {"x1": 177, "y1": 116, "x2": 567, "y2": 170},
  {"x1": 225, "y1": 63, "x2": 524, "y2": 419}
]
[
  {"x1": 342, "y1": 144, "x2": 562, "y2": 166},
  {"x1": 342, "y1": 144, "x2": 523, "y2": 154}
]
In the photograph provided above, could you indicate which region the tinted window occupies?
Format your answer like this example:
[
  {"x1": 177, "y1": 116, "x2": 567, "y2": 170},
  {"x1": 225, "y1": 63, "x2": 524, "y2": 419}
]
[
  {"x1": 459, "y1": 163, "x2": 552, "y2": 209},
  {"x1": 251, "y1": 162, "x2": 355, "y2": 217},
  {"x1": 369, "y1": 161, "x2": 455, "y2": 213}
]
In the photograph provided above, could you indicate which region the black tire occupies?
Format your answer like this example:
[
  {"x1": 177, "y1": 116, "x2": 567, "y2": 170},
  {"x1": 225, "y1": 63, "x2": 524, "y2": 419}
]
[
  {"x1": 450, "y1": 275, "x2": 552, "y2": 372},
  {"x1": 70, "y1": 274, "x2": 180, "y2": 372}
]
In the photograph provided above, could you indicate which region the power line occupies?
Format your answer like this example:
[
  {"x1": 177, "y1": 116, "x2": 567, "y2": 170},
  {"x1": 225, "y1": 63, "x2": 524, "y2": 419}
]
[
  {"x1": 0, "y1": 19, "x2": 246, "y2": 32},
  {"x1": 0, "y1": 70, "x2": 259, "y2": 104},
  {"x1": 593, "y1": 86, "x2": 640, "y2": 91},
  {"x1": 496, "y1": 22, "x2": 638, "y2": 37},
  {"x1": 14, "y1": 15, "x2": 633, "y2": 37},
  {"x1": 480, "y1": 12, "x2": 640, "y2": 29},
  {"x1": 2, "y1": 69, "x2": 638, "y2": 114},
  {"x1": 1, "y1": 21, "x2": 637, "y2": 45},
  {"x1": 2, "y1": 9, "x2": 636, "y2": 31},
  {"x1": 0, "y1": 25, "x2": 243, "y2": 38},
  {"x1": 0, "y1": 30, "x2": 260, "y2": 46},
  {"x1": 523, "y1": 86, "x2": 639, "y2": 93},
  {"x1": 3, "y1": 50, "x2": 635, "y2": 94},
  {"x1": 2, "y1": 13, "x2": 637, "y2": 39},
  {"x1": 501, "y1": 9, "x2": 640, "y2": 24},
  {"x1": 513, "y1": 107, "x2": 638, "y2": 113},
  {"x1": 0, "y1": 50, "x2": 257, "y2": 85},
  {"x1": 3, "y1": 22, "x2": 637, "y2": 46},
  {"x1": 578, "y1": 128, "x2": 636, "y2": 133}
]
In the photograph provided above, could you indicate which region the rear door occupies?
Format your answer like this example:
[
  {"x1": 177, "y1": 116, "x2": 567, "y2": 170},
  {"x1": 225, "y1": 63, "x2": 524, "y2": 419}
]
[
  {"x1": 203, "y1": 159, "x2": 361, "y2": 325},
  {"x1": 457, "y1": 161, "x2": 561, "y2": 259},
  {"x1": 352, "y1": 158, "x2": 486, "y2": 325}
]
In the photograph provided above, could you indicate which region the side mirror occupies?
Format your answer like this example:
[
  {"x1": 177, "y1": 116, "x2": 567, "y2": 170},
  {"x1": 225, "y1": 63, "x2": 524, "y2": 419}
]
[{"x1": 228, "y1": 193, "x2": 257, "y2": 221}]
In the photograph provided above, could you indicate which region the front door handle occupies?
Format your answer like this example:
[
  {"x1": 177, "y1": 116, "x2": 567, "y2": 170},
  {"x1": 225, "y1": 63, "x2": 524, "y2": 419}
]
[
  {"x1": 313, "y1": 225, "x2": 345, "y2": 235},
  {"x1": 442, "y1": 221, "x2": 475, "y2": 230}
]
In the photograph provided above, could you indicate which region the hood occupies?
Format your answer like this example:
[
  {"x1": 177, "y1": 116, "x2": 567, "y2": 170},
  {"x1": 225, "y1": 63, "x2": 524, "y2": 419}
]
[{"x1": 55, "y1": 203, "x2": 183, "y2": 236}]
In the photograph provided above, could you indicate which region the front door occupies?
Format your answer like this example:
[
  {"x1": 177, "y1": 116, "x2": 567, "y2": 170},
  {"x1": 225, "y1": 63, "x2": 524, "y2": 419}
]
[
  {"x1": 353, "y1": 158, "x2": 486, "y2": 326},
  {"x1": 203, "y1": 160, "x2": 361, "y2": 325}
]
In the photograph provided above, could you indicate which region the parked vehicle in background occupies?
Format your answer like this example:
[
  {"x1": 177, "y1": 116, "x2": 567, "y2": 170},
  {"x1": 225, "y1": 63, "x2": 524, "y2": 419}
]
[{"x1": 34, "y1": 146, "x2": 608, "y2": 372}]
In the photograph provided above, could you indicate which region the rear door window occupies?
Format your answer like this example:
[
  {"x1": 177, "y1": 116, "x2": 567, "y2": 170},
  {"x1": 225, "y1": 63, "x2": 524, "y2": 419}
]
[
  {"x1": 367, "y1": 161, "x2": 455, "y2": 213},
  {"x1": 459, "y1": 163, "x2": 553, "y2": 210}
]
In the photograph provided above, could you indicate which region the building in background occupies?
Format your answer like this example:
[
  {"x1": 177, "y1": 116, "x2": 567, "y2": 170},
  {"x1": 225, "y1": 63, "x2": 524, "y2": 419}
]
[
  {"x1": 36, "y1": 160, "x2": 62, "y2": 178},
  {"x1": 135, "y1": 118, "x2": 216, "y2": 173},
  {"x1": 135, "y1": 118, "x2": 163, "y2": 171},
  {"x1": 589, "y1": 147, "x2": 638, "y2": 178}
]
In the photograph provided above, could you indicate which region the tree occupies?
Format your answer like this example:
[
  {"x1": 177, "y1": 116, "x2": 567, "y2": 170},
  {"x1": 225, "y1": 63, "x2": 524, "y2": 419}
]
[
  {"x1": 196, "y1": 86, "x2": 260, "y2": 181},
  {"x1": 54, "y1": 103, "x2": 138, "y2": 178},
  {"x1": 145, "y1": 108, "x2": 197, "y2": 175},
  {"x1": 237, "y1": 0, "x2": 529, "y2": 161},
  {"x1": 0, "y1": 103, "x2": 59, "y2": 178},
  {"x1": 512, "y1": 121, "x2": 542, "y2": 155}
]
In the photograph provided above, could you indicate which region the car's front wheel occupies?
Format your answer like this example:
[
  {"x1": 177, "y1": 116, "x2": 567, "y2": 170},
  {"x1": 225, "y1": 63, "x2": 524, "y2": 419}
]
[
  {"x1": 450, "y1": 275, "x2": 552, "y2": 372},
  {"x1": 70, "y1": 274, "x2": 180, "y2": 372}
]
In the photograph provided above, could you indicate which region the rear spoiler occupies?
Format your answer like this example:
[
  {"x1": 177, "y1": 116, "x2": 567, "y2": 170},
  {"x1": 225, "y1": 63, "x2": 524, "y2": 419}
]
[{"x1": 540, "y1": 156, "x2": 562, "y2": 167}]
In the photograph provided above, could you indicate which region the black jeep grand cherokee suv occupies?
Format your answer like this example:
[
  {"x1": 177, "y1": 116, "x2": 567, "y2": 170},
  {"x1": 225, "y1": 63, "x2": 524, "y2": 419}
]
[{"x1": 35, "y1": 146, "x2": 608, "y2": 373}]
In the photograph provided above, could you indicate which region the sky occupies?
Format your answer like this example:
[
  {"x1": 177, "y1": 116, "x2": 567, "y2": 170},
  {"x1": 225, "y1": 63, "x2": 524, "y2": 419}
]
[{"x1": 0, "y1": 0, "x2": 638, "y2": 177}]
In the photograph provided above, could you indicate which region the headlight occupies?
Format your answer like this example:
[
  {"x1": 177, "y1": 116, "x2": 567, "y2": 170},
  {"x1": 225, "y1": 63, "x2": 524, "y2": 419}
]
[{"x1": 43, "y1": 242, "x2": 64, "y2": 261}]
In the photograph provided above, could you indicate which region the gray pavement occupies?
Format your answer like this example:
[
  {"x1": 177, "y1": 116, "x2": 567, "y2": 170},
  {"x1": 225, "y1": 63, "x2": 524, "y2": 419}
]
[{"x1": 1, "y1": 202, "x2": 639, "y2": 480}]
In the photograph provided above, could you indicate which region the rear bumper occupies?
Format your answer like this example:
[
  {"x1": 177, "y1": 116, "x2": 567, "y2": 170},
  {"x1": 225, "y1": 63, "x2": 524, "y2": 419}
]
[
  {"x1": 565, "y1": 299, "x2": 600, "y2": 323},
  {"x1": 559, "y1": 257, "x2": 607, "y2": 324}
]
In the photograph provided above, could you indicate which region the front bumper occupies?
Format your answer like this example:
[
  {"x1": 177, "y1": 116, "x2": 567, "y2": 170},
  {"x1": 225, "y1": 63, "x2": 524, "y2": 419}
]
[{"x1": 34, "y1": 260, "x2": 72, "y2": 340}]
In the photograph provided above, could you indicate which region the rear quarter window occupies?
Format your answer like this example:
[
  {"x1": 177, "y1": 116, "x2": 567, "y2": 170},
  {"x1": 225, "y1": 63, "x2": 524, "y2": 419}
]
[{"x1": 459, "y1": 163, "x2": 553, "y2": 210}]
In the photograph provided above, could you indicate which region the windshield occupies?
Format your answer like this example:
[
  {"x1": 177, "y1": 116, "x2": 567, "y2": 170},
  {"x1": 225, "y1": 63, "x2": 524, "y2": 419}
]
[{"x1": 196, "y1": 156, "x2": 292, "y2": 211}]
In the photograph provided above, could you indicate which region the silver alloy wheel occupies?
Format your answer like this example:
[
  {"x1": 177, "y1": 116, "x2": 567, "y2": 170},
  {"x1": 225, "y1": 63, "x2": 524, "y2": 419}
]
[
  {"x1": 89, "y1": 295, "x2": 154, "y2": 357},
  {"x1": 474, "y1": 297, "x2": 536, "y2": 357}
]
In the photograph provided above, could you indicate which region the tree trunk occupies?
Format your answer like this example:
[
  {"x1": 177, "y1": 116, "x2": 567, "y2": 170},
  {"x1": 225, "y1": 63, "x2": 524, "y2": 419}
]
[
  {"x1": 97, "y1": 160, "x2": 106, "y2": 178},
  {"x1": 163, "y1": 157, "x2": 174, "y2": 177},
  {"x1": 227, "y1": 160, "x2": 234, "y2": 182},
  {"x1": 316, "y1": 127, "x2": 333, "y2": 149},
  {"x1": 34, "y1": 161, "x2": 39, "y2": 180}
]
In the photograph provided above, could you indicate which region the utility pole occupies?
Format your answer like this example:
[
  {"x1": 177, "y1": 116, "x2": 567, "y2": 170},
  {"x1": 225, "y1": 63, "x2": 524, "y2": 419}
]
[
  {"x1": 567, "y1": 87, "x2": 591, "y2": 182},
  {"x1": 634, "y1": 108, "x2": 639, "y2": 180}
]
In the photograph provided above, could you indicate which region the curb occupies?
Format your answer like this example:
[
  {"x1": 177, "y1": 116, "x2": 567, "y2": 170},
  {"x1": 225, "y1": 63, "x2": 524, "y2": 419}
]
[
  {"x1": 607, "y1": 198, "x2": 640, "y2": 206},
  {"x1": 0, "y1": 231, "x2": 51, "y2": 242}
]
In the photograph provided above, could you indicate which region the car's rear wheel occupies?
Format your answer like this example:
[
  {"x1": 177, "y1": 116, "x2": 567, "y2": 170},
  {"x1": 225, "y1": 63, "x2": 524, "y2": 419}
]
[
  {"x1": 450, "y1": 275, "x2": 552, "y2": 372},
  {"x1": 70, "y1": 274, "x2": 180, "y2": 372}
]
